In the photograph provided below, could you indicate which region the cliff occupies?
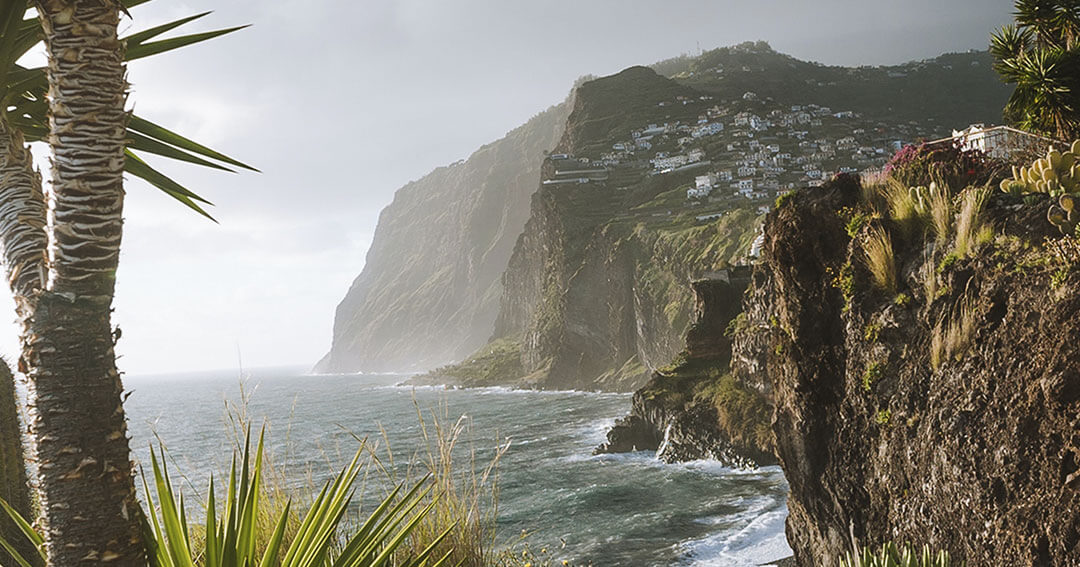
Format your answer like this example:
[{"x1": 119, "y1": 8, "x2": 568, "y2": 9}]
[
  {"x1": 317, "y1": 99, "x2": 571, "y2": 373},
  {"x1": 594, "y1": 269, "x2": 777, "y2": 467},
  {"x1": 757, "y1": 176, "x2": 1080, "y2": 565},
  {"x1": 327, "y1": 44, "x2": 1009, "y2": 385}
]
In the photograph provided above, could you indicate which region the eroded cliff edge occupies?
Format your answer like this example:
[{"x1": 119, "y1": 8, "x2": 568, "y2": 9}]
[
  {"x1": 595, "y1": 268, "x2": 776, "y2": 467},
  {"x1": 760, "y1": 176, "x2": 1080, "y2": 566}
]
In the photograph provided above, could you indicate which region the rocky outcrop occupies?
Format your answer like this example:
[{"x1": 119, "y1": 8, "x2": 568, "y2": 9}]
[
  {"x1": 761, "y1": 176, "x2": 1080, "y2": 566},
  {"x1": 317, "y1": 98, "x2": 571, "y2": 373},
  {"x1": 596, "y1": 271, "x2": 776, "y2": 467}
]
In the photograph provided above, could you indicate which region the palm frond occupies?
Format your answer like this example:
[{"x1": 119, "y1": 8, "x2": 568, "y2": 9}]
[{"x1": 0, "y1": 3, "x2": 256, "y2": 218}]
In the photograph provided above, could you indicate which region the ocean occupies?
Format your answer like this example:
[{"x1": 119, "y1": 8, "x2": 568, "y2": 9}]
[{"x1": 122, "y1": 366, "x2": 791, "y2": 566}]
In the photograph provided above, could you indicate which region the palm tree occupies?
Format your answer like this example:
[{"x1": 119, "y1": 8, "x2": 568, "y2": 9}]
[
  {"x1": 25, "y1": 2, "x2": 145, "y2": 562},
  {"x1": 0, "y1": 1, "x2": 253, "y2": 564},
  {"x1": 991, "y1": 0, "x2": 1080, "y2": 140}
]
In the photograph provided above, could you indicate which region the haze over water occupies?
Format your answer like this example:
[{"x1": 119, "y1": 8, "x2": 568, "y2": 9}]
[{"x1": 124, "y1": 368, "x2": 790, "y2": 566}]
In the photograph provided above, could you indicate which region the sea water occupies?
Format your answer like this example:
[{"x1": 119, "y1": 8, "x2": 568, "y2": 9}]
[{"x1": 123, "y1": 366, "x2": 791, "y2": 566}]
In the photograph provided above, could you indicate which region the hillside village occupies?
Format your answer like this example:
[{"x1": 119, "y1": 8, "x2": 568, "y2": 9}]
[{"x1": 542, "y1": 89, "x2": 949, "y2": 224}]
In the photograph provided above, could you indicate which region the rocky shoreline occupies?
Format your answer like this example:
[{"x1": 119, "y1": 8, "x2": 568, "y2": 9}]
[{"x1": 595, "y1": 270, "x2": 777, "y2": 468}]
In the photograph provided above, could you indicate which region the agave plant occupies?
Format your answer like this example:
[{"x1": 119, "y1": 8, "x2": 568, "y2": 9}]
[{"x1": 0, "y1": 430, "x2": 455, "y2": 567}]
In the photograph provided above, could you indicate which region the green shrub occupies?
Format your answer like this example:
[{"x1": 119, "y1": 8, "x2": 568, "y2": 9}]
[
  {"x1": 840, "y1": 207, "x2": 869, "y2": 238},
  {"x1": 863, "y1": 322, "x2": 882, "y2": 343},
  {"x1": 724, "y1": 312, "x2": 748, "y2": 338},
  {"x1": 862, "y1": 362, "x2": 883, "y2": 392},
  {"x1": 697, "y1": 374, "x2": 773, "y2": 452},
  {"x1": 775, "y1": 190, "x2": 796, "y2": 209}
]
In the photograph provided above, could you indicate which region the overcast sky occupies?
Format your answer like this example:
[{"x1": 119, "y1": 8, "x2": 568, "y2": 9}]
[{"x1": 11, "y1": 0, "x2": 1015, "y2": 377}]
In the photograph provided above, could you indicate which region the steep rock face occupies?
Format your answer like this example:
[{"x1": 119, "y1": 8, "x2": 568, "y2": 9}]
[
  {"x1": 596, "y1": 272, "x2": 776, "y2": 467},
  {"x1": 761, "y1": 178, "x2": 1080, "y2": 566},
  {"x1": 318, "y1": 100, "x2": 570, "y2": 373},
  {"x1": 490, "y1": 68, "x2": 757, "y2": 391}
]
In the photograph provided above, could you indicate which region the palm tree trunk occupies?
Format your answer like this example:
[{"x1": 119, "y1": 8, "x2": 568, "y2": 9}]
[
  {"x1": 0, "y1": 360, "x2": 38, "y2": 566},
  {"x1": 0, "y1": 104, "x2": 48, "y2": 567},
  {"x1": 27, "y1": 1, "x2": 142, "y2": 565},
  {"x1": 0, "y1": 117, "x2": 48, "y2": 304}
]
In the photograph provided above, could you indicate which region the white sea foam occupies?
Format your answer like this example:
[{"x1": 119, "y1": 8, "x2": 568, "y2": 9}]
[
  {"x1": 680, "y1": 501, "x2": 791, "y2": 567},
  {"x1": 375, "y1": 382, "x2": 630, "y2": 399}
]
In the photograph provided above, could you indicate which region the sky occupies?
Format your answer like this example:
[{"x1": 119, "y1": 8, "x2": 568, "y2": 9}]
[{"x1": 9, "y1": 0, "x2": 1016, "y2": 376}]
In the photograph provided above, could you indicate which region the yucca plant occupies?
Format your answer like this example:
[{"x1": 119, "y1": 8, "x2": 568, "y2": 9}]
[
  {"x1": 0, "y1": 430, "x2": 456, "y2": 567},
  {"x1": 991, "y1": 0, "x2": 1080, "y2": 140},
  {"x1": 841, "y1": 542, "x2": 953, "y2": 567},
  {"x1": 0, "y1": 2, "x2": 257, "y2": 563}
]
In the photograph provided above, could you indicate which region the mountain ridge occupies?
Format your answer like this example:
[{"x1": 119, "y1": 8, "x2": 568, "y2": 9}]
[{"x1": 322, "y1": 43, "x2": 1010, "y2": 379}]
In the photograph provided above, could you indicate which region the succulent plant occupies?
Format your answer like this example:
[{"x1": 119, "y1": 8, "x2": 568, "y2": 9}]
[
  {"x1": 1001, "y1": 142, "x2": 1080, "y2": 197},
  {"x1": 1048, "y1": 193, "x2": 1080, "y2": 234}
]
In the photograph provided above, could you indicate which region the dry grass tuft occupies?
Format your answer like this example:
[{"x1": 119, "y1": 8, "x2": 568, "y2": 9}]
[
  {"x1": 954, "y1": 186, "x2": 991, "y2": 258},
  {"x1": 927, "y1": 187, "x2": 953, "y2": 246},
  {"x1": 371, "y1": 402, "x2": 509, "y2": 567},
  {"x1": 860, "y1": 175, "x2": 890, "y2": 217},
  {"x1": 884, "y1": 179, "x2": 921, "y2": 239},
  {"x1": 930, "y1": 291, "x2": 979, "y2": 371},
  {"x1": 921, "y1": 255, "x2": 938, "y2": 308},
  {"x1": 864, "y1": 226, "x2": 898, "y2": 294}
]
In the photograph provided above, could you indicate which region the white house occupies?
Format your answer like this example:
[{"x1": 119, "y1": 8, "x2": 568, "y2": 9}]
[
  {"x1": 836, "y1": 137, "x2": 857, "y2": 150},
  {"x1": 687, "y1": 186, "x2": 711, "y2": 199},
  {"x1": 692, "y1": 122, "x2": 725, "y2": 138},
  {"x1": 652, "y1": 155, "x2": 691, "y2": 170},
  {"x1": 738, "y1": 165, "x2": 757, "y2": 177},
  {"x1": 948, "y1": 124, "x2": 1057, "y2": 159},
  {"x1": 696, "y1": 173, "x2": 719, "y2": 190}
]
